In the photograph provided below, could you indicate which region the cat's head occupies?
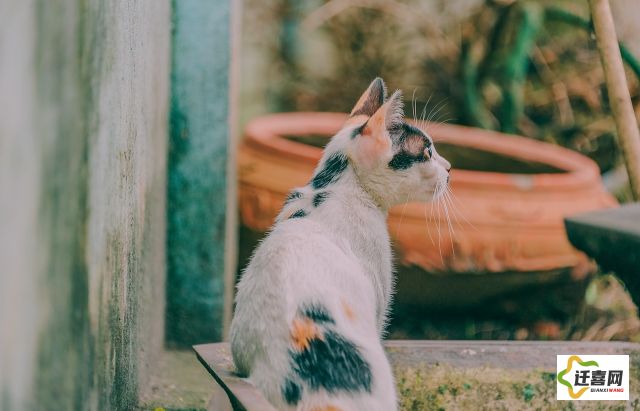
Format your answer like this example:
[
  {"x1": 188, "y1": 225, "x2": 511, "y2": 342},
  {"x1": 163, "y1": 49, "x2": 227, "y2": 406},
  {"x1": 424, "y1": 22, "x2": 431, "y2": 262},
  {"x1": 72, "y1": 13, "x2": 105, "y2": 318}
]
[{"x1": 338, "y1": 78, "x2": 451, "y2": 208}]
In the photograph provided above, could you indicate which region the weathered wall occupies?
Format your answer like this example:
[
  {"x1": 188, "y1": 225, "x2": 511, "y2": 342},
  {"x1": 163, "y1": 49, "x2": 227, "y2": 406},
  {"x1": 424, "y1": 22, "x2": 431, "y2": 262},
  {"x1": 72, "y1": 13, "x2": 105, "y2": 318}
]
[{"x1": 0, "y1": 1, "x2": 170, "y2": 410}]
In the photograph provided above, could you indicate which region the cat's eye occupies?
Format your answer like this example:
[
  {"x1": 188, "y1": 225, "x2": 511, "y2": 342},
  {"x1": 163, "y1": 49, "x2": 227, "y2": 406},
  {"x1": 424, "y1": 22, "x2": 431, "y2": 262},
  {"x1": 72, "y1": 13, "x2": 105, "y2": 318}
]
[{"x1": 424, "y1": 146, "x2": 432, "y2": 160}]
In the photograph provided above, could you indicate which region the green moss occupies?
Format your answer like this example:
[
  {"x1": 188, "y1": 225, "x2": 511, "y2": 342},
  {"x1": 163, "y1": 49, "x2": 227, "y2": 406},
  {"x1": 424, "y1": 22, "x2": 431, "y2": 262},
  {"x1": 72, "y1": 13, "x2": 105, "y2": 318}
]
[
  {"x1": 522, "y1": 384, "x2": 535, "y2": 402},
  {"x1": 394, "y1": 363, "x2": 634, "y2": 411}
]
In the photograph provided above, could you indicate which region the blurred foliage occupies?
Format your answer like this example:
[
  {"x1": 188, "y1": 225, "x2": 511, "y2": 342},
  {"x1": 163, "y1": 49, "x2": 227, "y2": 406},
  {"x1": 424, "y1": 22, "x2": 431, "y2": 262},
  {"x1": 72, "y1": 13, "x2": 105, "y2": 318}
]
[
  {"x1": 462, "y1": 0, "x2": 640, "y2": 176},
  {"x1": 243, "y1": 0, "x2": 640, "y2": 186}
]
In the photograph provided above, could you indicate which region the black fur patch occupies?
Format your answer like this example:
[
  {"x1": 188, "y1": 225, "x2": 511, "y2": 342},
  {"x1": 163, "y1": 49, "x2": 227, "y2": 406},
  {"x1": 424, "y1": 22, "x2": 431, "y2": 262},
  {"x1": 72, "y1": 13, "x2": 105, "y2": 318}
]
[
  {"x1": 282, "y1": 378, "x2": 302, "y2": 405},
  {"x1": 388, "y1": 151, "x2": 425, "y2": 170},
  {"x1": 399, "y1": 123, "x2": 430, "y2": 145},
  {"x1": 312, "y1": 191, "x2": 330, "y2": 208},
  {"x1": 311, "y1": 153, "x2": 349, "y2": 190},
  {"x1": 289, "y1": 209, "x2": 307, "y2": 219},
  {"x1": 388, "y1": 123, "x2": 431, "y2": 170},
  {"x1": 350, "y1": 124, "x2": 366, "y2": 139},
  {"x1": 291, "y1": 330, "x2": 372, "y2": 393},
  {"x1": 285, "y1": 190, "x2": 303, "y2": 204},
  {"x1": 301, "y1": 304, "x2": 335, "y2": 324}
]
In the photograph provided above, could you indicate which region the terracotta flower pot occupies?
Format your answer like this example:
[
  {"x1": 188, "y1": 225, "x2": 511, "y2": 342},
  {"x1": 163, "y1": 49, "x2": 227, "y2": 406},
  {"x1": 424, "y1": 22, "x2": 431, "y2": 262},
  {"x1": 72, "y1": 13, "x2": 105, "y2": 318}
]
[{"x1": 238, "y1": 112, "x2": 616, "y2": 310}]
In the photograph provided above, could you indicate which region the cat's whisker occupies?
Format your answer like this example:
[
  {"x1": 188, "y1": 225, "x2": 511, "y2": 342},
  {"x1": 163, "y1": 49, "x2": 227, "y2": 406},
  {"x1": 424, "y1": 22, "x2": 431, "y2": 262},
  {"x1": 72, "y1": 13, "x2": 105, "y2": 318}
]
[
  {"x1": 439, "y1": 181, "x2": 453, "y2": 253},
  {"x1": 441, "y1": 187, "x2": 451, "y2": 221},
  {"x1": 422, "y1": 100, "x2": 441, "y2": 130},
  {"x1": 425, "y1": 101, "x2": 448, "y2": 134},
  {"x1": 424, "y1": 202, "x2": 435, "y2": 247},
  {"x1": 427, "y1": 97, "x2": 448, "y2": 121},
  {"x1": 442, "y1": 189, "x2": 462, "y2": 229},
  {"x1": 424, "y1": 112, "x2": 442, "y2": 135},
  {"x1": 426, "y1": 198, "x2": 436, "y2": 246},
  {"x1": 426, "y1": 95, "x2": 443, "y2": 119},
  {"x1": 426, "y1": 101, "x2": 446, "y2": 125},
  {"x1": 417, "y1": 93, "x2": 436, "y2": 128},
  {"x1": 417, "y1": 94, "x2": 432, "y2": 131},
  {"x1": 430, "y1": 194, "x2": 438, "y2": 244},
  {"x1": 424, "y1": 93, "x2": 433, "y2": 114},
  {"x1": 429, "y1": 98, "x2": 450, "y2": 122},
  {"x1": 446, "y1": 193, "x2": 464, "y2": 232},
  {"x1": 428, "y1": 117, "x2": 455, "y2": 134},
  {"x1": 434, "y1": 182, "x2": 445, "y2": 266},
  {"x1": 442, "y1": 194, "x2": 456, "y2": 257},
  {"x1": 443, "y1": 190, "x2": 463, "y2": 229},
  {"x1": 437, "y1": 198, "x2": 444, "y2": 266},
  {"x1": 447, "y1": 188, "x2": 479, "y2": 232},
  {"x1": 434, "y1": 116, "x2": 454, "y2": 124},
  {"x1": 411, "y1": 88, "x2": 418, "y2": 123}
]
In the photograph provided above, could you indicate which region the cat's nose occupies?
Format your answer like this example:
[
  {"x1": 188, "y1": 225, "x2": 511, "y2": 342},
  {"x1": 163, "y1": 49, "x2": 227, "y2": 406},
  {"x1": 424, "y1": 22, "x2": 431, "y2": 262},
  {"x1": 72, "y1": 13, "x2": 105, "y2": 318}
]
[{"x1": 439, "y1": 156, "x2": 451, "y2": 173}]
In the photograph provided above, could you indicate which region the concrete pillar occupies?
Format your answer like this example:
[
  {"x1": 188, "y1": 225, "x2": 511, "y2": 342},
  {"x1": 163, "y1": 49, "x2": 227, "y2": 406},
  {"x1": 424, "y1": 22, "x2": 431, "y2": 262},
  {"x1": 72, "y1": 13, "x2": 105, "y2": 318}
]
[{"x1": 0, "y1": 1, "x2": 170, "y2": 409}]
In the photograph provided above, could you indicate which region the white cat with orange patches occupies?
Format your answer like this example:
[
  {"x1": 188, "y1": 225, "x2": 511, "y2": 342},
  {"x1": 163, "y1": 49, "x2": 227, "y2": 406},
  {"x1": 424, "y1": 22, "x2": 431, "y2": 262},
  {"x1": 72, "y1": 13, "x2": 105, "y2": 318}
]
[{"x1": 230, "y1": 78, "x2": 451, "y2": 411}]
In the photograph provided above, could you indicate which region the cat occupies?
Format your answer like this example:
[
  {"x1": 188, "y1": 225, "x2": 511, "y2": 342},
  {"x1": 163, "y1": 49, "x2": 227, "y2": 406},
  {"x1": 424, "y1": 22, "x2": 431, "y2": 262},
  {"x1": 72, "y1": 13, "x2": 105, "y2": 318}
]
[{"x1": 230, "y1": 78, "x2": 451, "y2": 411}]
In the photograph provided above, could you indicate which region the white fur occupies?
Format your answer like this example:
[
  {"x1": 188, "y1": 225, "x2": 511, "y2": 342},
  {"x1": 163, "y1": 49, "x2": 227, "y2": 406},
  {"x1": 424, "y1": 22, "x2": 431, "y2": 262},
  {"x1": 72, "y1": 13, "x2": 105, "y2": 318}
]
[{"x1": 230, "y1": 85, "x2": 450, "y2": 411}]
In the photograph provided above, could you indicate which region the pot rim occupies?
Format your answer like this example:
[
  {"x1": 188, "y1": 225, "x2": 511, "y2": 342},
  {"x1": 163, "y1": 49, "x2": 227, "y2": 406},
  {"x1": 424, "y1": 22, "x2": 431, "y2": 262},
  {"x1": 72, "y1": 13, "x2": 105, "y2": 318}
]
[{"x1": 243, "y1": 112, "x2": 603, "y2": 191}]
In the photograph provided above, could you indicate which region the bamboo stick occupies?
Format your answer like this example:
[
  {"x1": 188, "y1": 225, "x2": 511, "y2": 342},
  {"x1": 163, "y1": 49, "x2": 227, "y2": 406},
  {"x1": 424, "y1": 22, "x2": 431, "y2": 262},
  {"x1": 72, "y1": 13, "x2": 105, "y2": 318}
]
[{"x1": 589, "y1": 0, "x2": 640, "y2": 200}]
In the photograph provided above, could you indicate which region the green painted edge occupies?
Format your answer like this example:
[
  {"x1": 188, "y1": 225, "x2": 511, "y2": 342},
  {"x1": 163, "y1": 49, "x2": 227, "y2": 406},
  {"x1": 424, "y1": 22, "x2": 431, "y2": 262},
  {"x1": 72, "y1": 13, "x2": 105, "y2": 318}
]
[{"x1": 166, "y1": 0, "x2": 232, "y2": 346}]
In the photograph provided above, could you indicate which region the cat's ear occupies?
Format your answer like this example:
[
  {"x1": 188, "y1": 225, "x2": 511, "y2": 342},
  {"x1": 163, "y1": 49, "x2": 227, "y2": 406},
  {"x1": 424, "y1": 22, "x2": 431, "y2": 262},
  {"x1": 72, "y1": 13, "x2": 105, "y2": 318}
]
[
  {"x1": 361, "y1": 90, "x2": 403, "y2": 141},
  {"x1": 349, "y1": 77, "x2": 387, "y2": 117},
  {"x1": 350, "y1": 90, "x2": 403, "y2": 166}
]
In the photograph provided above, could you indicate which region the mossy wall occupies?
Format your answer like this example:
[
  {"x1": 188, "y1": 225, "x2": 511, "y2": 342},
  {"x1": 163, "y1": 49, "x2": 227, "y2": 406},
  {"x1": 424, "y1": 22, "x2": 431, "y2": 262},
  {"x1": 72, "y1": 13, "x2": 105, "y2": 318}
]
[{"x1": 0, "y1": 1, "x2": 170, "y2": 410}]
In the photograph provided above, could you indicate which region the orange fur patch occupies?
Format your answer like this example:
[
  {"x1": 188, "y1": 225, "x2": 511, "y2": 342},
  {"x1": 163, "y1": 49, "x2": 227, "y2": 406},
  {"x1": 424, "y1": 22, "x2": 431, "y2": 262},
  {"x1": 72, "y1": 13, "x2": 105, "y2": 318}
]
[
  {"x1": 342, "y1": 300, "x2": 356, "y2": 321},
  {"x1": 363, "y1": 108, "x2": 391, "y2": 150},
  {"x1": 290, "y1": 317, "x2": 322, "y2": 351},
  {"x1": 310, "y1": 406, "x2": 342, "y2": 411}
]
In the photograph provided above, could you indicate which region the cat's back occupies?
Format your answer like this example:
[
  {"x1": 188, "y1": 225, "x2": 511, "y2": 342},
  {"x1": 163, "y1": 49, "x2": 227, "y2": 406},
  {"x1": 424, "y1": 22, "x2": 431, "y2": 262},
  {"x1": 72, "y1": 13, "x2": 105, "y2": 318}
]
[
  {"x1": 249, "y1": 215, "x2": 353, "y2": 269},
  {"x1": 238, "y1": 216, "x2": 375, "y2": 296},
  {"x1": 230, "y1": 217, "x2": 370, "y2": 377}
]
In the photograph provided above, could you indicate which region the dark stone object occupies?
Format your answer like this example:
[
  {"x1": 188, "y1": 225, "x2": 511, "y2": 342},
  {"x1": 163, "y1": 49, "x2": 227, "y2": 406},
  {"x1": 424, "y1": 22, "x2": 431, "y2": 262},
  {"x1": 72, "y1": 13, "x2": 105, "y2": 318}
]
[{"x1": 564, "y1": 203, "x2": 640, "y2": 306}]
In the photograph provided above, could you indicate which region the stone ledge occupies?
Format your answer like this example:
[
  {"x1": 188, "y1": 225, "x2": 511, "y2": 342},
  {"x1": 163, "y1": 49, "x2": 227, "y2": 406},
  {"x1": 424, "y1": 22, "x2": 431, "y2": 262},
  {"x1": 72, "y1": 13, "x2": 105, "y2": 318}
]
[
  {"x1": 195, "y1": 340, "x2": 640, "y2": 410},
  {"x1": 137, "y1": 350, "x2": 214, "y2": 411}
]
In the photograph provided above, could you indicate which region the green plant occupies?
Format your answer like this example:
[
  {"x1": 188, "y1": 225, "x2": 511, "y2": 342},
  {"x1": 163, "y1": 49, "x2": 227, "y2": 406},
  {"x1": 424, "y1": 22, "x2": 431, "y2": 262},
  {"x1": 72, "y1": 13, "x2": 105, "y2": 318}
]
[{"x1": 462, "y1": 1, "x2": 640, "y2": 134}]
